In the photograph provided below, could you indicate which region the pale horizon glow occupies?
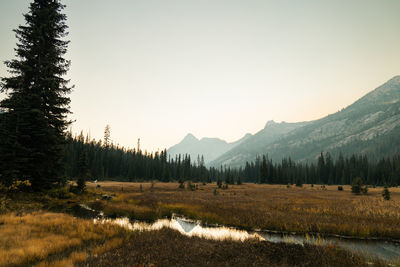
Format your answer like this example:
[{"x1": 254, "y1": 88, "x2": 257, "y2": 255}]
[{"x1": 1, "y1": 0, "x2": 400, "y2": 151}]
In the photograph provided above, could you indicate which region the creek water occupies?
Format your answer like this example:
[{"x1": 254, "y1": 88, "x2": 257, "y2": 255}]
[
  {"x1": 74, "y1": 204, "x2": 400, "y2": 263},
  {"x1": 93, "y1": 214, "x2": 400, "y2": 263}
]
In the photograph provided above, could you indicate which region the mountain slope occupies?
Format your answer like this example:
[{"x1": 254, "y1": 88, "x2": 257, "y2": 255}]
[
  {"x1": 167, "y1": 133, "x2": 251, "y2": 164},
  {"x1": 210, "y1": 76, "x2": 400, "y2": 167},
  {"x1": 208, "y1": 120, "x2": 310, "y2": 167}
]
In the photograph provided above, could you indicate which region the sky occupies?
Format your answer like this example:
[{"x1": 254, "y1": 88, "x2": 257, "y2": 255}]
[{"x1": 1, "y1": 0, "x2": 400, "y2": 152}]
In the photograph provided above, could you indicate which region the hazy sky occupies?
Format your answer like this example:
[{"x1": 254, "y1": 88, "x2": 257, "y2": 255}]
[{"x1": 1, "y1": 0, "x2": 400, "y2": 152}]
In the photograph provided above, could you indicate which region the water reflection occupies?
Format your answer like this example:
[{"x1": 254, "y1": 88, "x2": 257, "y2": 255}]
[
  {"x1": 94, "y1": 215, "x2": 400, "y2": 262},
  {"x1": 95, "y1": 216, "x2": 263, "y2": 241}
]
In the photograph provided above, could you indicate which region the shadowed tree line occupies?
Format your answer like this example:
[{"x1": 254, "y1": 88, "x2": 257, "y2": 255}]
[
  {"x1": 244, "y1": 152, "x2": 400, "y2": 186},
  {"x1": 64, "y1": 132, "x2": 209, "y2": 182},
  {"x1": 64, "y1": 134, "x2": 400, "y2": 186}
]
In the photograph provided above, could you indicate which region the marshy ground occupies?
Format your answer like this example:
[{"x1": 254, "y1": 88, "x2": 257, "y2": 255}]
[
  {"x1": 88, "y1": 182, "x2": 400, "y2": 239},
  {"x1": 0, "y1": 182, "x2": 399, "y2": 266}
]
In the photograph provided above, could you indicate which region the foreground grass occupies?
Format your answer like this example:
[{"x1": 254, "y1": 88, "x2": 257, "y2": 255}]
[
  {"x1": 80, "y1": 228, "x2": 375, "y2": 267},
  {"x1": 0, "y1": 185, "x2": 394, "y2": 267},
  {"x1": 0, "y1": 211, "x2": 381, "y2": 267},
  {"x1": 0, "y1": 212, "x2": 129, "y2": 267},
  {"x1": 88, "y1": 182, "x2": 400, "y2": 239}
]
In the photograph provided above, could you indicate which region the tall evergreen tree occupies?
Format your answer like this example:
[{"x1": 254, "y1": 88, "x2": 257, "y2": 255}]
[
  {"x1": 77, "y1": 151, "x2": 89, "y2": 192},
  {"x1": 0, "y1": 0, "x2": 72, "y2": 190},
  {"x1": 104, "y1": 125, "x2": 111, "y2": 147}
]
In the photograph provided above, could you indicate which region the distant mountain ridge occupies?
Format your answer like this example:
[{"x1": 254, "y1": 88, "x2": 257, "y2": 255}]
[
  {"x1": 167, "y1": 132, "x2": 252, "y2": 164},
  {"x1": 170, "y1": 76, "x2": 400, "y2": 167}
]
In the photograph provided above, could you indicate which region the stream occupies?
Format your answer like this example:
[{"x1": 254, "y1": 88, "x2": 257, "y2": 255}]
[{"x1": 76, "y1": 204, "x2": 400, "y2": 263}]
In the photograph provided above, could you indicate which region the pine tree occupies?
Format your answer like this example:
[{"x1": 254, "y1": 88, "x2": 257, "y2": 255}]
[
  {"x1": 382, "y1": 185, "x2": 391, "y2": 200},
  {"x1": 351, "y1": 177, "x2": 362, "y2": 194},
  {"x1": 104, "y1": 125, "x2": 111, "y2": 147},
  {"x1": 260, "y1": 155, "x2": 268, "y2": 183},
  {"x1": 77, "y1": 151, "x2": 89, "y2": 192},
  {"x1": 0, "y1": 0, "x2": 72, "y2": 190}
]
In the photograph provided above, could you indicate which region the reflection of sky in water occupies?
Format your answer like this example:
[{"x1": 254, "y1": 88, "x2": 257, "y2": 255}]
[{"x1": 94, "y1": 216, "x2": 400, "y2": 263}]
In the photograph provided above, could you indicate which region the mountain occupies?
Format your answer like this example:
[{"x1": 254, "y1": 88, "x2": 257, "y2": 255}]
[
  {"x1": 167, "y1": 133, "x2": 252, "y2": 164},
  {"x1": 209, "y1": 75, "x2": 400, "y2": 167},
  {"x1": 208, "y1": 120, "x2": 310, "y2": 167}
]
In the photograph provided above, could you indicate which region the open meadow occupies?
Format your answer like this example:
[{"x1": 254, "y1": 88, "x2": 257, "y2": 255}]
[
  {"x1": 0, "y1": 182, "x2": 398, "y2": 266},
  {"x1": 0, "y1": 212, "x2": 129, "y2": 267},
  {"x1": 0, "y1": 211, "x2": 372, "y2": 267},
  {"x1": 87, "y1": 181, "x2": 400, "y2": 239}
]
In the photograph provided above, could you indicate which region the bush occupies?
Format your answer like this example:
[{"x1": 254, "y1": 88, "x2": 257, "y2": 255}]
[
  {"x1": 361, "y1": 185, "x2": 368, "y2": 194},
  {"x1": 48, "y1": 187, "x2": 74, "y2": 199},
  {"x1": 5, "y1": 180, "x2": 32, "y2": 194},
  {"x1": 213, "y1": 188, "x2": 219, "y2": 195},
  {"x1": 351, "y1": 177, "x2": 368, "y2": 195},
  {"x1": 150, "y1": 181, "x2": 155, "y2": 192},
  {"x1": 382, "y1": 185, "x2": 391, "y2": 200},
  {"x1": 217, "y1": 178, "x2": 222, "y2": 189},
  {"x1": 295, "y1": 178, "x2": 303, "y2": 187},
  {"x1": 338, "y1": 186, "x2": 343, "y2": 191},
  {"x1": 187, "y1": 181, "x2": 196, "y2": 191}
]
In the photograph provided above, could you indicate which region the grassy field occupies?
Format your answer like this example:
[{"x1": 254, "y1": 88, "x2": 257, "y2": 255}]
[
  {"x1": 0, "y1": 210, "x2": 378, "y2": 267},
  {"x1": 79, "y1": 228, "x2": 370, "y2": 267},
  {"x1": 0, "y1": 182, "x2": 398, "y2": 266},
  {"x1": 0, "y1": 212, "x2": 129, "y2": 267},
  {"x1": 87, "y1": 181, "x2": 400, "y2": 239}
]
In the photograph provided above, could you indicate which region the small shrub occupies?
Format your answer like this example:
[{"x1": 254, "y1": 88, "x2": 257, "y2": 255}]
[
  {"x1": 48, "y1": 187, "x2": 74, "y2": 199},
  {"x1": 361, "y1": 185, "x2": 368, "y2": 194},
  {"x1": 187, "y1": 181, "x2": 196, "y2": 191},
  {"x1": 178, "y1": 181, "x2": 185, "y2": 189},
  {"x1": 7, "y1": 180, "x2": 32, "y2": 193},
  {"x1": 351, "y1": 177, "x2": 368, "y2": 195},
  {"x1": 0, "y1": 183, "x2": 7, "y2": 193},
  {"x1": 213, "y1": 188, "x2": 218, "y2": 195},
  {"x1": 217, "y1": 178, "x2": 222, "y2": 189},
  {"x1": 295, "y1": 178, "x2": 303, "y2": 187},
  {"x1": 139, "y1": 184, "x2": 143, "y2": 192},
  {"x1": 382, "y1": 185, "x2": 391, "y2": 200},
  {"x1": 150, "y1": 181, "x2": 155, "y2": 192},
  {"x1": 338, "y1": 186, "x2": 343, "y2": 191},
  {"x1": 286, "y1": 184, "x2": 291, "y2": 188}
]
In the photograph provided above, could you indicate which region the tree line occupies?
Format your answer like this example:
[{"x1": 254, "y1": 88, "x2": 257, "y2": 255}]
[
  {"x1": 64, "y1": 132, "x2": 212, "y2": 182},
  {"x1": 243, "y1": 153, "x2": 400, "y2": 186},
  {"x1": 64, "y1": 134, "x2": 400, "y2": 186}
]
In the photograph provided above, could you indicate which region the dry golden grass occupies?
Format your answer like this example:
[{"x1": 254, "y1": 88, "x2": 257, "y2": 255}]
[
  {"x1": 79, "y1": 228, "x2": 380, "y2": 267},
  {"x1": 0, "y1": 212, "x2": 128, "y2": 267},
  {"x1": 88, "y1": 181, "x2": 400, "y2": 239},
  {"x1": 38, "y1": 251, "x2": 87, "y2": 267},
  {"x1": 91, "y1": 237, "x2": 124, "y2": 255}
]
